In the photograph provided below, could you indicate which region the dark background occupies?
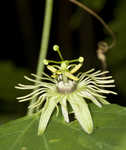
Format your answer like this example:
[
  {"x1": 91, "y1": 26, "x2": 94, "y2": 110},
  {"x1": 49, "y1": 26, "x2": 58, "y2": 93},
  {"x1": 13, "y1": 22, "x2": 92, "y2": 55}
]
[{"x1": 0, "y1": 0, "x2": 126, "y2": 123}]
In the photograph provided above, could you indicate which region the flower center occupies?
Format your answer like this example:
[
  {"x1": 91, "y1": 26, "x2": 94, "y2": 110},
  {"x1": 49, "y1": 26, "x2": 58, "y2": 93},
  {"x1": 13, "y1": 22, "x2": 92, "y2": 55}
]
[{"x1": 56, "y1": 80, "x2": 77, "y2": 94}]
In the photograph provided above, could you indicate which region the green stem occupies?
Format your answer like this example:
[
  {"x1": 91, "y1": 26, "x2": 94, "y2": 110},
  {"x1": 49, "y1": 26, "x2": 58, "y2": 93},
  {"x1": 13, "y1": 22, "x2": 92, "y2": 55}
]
[{"x1": 28, "y1": 0, "x2": 54, "y2": 115}]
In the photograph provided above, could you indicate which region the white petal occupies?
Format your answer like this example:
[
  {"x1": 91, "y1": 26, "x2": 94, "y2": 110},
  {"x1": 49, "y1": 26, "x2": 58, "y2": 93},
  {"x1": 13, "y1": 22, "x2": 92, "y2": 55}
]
[
  {"x1": 24, "y1": 76, "x2": 53, "y2": 88},
  {"x1": 79, "y1": 91, "x2": 102, "y2": 108},
  {"x1": 85, "y1": 68, "x2": 95, "y2": 74},
  {"x1": 96, "y1": 79, "x2": 115, "y2": 84},
  {"x1": 97, "y1": 84, "x2": 115, "y2": 88},
  {"x1": 24, "y1": 76, "x2": 43, "y2": 83},
  {"x1": 96, "y1": 76, "x2": 112, "y2": 80},
  {"x1": 28, "y1": 94, "x2": 46, "y2": 109},
  {"x1": 86, "y1": 89, "x2": 106, "y2": 98},
  {"x1": 93, "y1": 71, "x2": 109, "y2": 76},
  {"x1": 69, "y1": 95, "x2": 93, "y2": 134},
  {"x1": 97, "y1": 97, "x2": 110, "y2": 104},
  {"x1": 92, "y1": 70, "x2": 101, "y2": 75},
  {"x1": 15, "y1": 84, "x2": 41, "y2": 90},
  {"x1": 60, "y1": 97, "x2": 69, "y2": 123},
  {"x1": 88, "y1": 84, "x2": 116, "y2": 93},
  {"x1": 98, "y1": 89, "x2": 117, "y2": 95},
  {"x1": 31, "y1": 73, "x2": 56, "y2": 83},
  {"x1": 38, "y1": 97, "x2": 59, "y2": 135}
]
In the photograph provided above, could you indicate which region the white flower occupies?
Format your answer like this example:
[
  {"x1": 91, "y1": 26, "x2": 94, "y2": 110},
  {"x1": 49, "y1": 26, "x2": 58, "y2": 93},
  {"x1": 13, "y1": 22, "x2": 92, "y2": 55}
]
[
  {"x1": 15, "y1": 44, "x2": 117, "y2": 135},
  {"x1": 15, "y1": 69, "x2": 117, "y2": 135}
]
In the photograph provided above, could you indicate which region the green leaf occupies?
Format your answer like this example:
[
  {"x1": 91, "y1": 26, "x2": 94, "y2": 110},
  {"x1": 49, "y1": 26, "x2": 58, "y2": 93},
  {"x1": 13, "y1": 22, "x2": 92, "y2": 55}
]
[{"x1": 0, "y1": 104, "x2": 126, "y2": 150}]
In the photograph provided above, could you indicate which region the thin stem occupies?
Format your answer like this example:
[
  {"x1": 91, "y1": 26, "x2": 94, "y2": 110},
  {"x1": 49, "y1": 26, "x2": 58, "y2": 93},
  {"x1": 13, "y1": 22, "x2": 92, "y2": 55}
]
[
  {"x1": 69, "y1": 0, "x2": 116, "y2": 70},
  {"x1": 28, "y1": 0, "x2": 53, "y2": 115},
  {"x1": 69, "y1": 0, "x2": 116, "y2": 49}
]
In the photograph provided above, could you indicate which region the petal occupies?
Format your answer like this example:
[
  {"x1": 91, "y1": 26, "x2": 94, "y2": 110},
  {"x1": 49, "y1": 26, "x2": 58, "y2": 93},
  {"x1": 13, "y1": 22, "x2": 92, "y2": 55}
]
[
  {"x1": 97, "y1": 84, "x2": 115, "y2": 88},
  {"x1": 38, "y1": 96, "x2": 59, "y2": 135},
  {"x1": 69, "y1": 95, "x2": 93, "y2": 134},
  {"x1": 96, "y1": 79, "x2": 115, "y2": 84},
  {"x1": 96, "y1": 97, "x2": 110, "y2": 104},
  {"x1": 60, "y1": 97, "x2": 69, "y2": 123},
  {"x1": 98, "y1": 89, "x2": 117, "y2": 95},
  {"x1": 96, "y1": 76, "x2": 112, "y2": 80},
  {"x1": 28, "y1": 94, "x2": 46, "y2": 109},
  {"x1": 16, "y1": 88, "x2": 42, "y2": 99},
  {"x1": 24, "y1": 76, "x2": 54, "y2": 88},
  {"x1": 87, "y1": 85, "x2": 117, "y2": 95},
  {"x1": 86, "y1": 68, "x2": 95, "y2": 74},
  {"x1": 15, "y1": 84, "x2": 41, "y2": 90},
  {"x1": 93, "y1": 71, "x2": 109, "y2": 76},
  {"x1": 79, "y1": 91, "x2": 102, "y2": 108},
  {"x1": 86, "y1": 88, "x2": 106, "y2": 98}
]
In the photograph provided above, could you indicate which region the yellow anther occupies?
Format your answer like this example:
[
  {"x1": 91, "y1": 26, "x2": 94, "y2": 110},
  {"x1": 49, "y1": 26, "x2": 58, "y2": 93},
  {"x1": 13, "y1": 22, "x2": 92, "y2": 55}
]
[
  {"x1": 65, "y1": 72, "x2": 79, "y2": 81},
  {"x1": 56, "y1": 70, "x2": 62, "y2": 75},
  {"x1": 70, "y1": 64, "x2": 82, "y2": 74},
  {"x1": 51, "y1": 75, "x2": 57, "y2": 78},
  {"x1": 47, "y1": 65, "x2": 57, "y2": 73}
]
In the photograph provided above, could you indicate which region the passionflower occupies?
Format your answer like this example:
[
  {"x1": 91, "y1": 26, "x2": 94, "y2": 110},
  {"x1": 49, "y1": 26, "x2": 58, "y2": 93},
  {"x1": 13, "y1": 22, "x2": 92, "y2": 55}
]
[{"x1": 15, "y1": 45, "x2": 117, "y2": 135}]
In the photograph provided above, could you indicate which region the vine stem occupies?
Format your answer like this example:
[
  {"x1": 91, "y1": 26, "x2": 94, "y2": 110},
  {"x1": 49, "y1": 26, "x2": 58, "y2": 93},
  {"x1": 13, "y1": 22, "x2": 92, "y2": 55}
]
[
  {"x1": 69, "y1": 0, "x2": 116, "y2": 49},
  {"x1": 28, "y1": 0, "x2": 53, "y2": 115},
  {"x1": 69, "y1": 0, "x2": 116, "y2": 70}
]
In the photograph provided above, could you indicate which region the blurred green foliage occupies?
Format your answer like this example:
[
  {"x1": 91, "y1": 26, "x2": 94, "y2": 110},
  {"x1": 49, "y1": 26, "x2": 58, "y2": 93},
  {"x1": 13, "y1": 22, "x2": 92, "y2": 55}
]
[
  {"x1": 80, "y1": 0, "x2": 106, "y2": 10},
  {"x1": 0, "y1": 61, "x2": 29, "y2": 102},
  {"x1": 70, "y1": 0, "x2": 106, "y2": 29},
  {"x1": 107, "y1": 0, "x2": 126, "y2": 95},
  {"x1": 71, "y1": 0, "x2": 126, "y2": 97}
]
